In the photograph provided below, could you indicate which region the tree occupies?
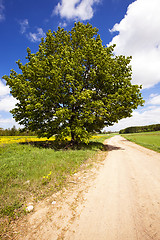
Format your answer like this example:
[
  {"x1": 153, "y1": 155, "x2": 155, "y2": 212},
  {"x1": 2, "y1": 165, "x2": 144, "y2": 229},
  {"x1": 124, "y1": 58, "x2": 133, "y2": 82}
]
[
  {"x1": 10, "y1": 125, "x2": 17, "y2": 136},
  {"x1": 3, "y1": 22, "x2": 144, "y2": 144}
]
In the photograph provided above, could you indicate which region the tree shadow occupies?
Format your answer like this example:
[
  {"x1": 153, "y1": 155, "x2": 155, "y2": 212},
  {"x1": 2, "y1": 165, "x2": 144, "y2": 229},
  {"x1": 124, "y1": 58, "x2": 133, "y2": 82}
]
[
  {"x1": 104, "y1": 144, "x2": 124, "y2": 151},
  {"x1": 20, "y1": 140, "x2": 106, "y2": 151},
  {"x1": 20, "y1": 140, "x2": 124, "y2": 152}
]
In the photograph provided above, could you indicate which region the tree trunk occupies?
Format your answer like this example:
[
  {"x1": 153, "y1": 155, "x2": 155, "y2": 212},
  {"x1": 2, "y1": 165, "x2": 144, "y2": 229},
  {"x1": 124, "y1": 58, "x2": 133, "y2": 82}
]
[
  {"x1": 70, "y1": 109, "x2": 77, "y2": 145},
  {"x1": 71, "y1": 131, "x2": 75, "y2": 144}
]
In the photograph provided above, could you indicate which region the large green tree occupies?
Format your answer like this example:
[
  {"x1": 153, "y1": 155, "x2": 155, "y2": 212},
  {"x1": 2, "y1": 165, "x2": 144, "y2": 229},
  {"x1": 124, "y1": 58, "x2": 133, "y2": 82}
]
[{"x1": 3, "y1": 22, "x2": 144, "y2": 144}]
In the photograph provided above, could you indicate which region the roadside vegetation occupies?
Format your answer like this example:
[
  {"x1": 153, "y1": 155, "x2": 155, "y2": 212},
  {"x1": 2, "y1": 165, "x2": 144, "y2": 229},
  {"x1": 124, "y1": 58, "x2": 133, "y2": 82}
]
[
  {"x1": 122, "y1": 131, "x2": 160, "y2": 153},
  {"x1": 0, "y1": 134, "x2": 112, "y2": 234}
]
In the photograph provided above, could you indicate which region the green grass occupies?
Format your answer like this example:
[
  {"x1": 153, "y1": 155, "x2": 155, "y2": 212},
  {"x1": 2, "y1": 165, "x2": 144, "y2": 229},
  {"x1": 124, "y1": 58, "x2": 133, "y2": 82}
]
[
  {"x1": 122, "y1": 131, "x2": 160, "y2": 152},
  {"x1": 0, "y1": 134, "x2": 111, "y2": 220}
]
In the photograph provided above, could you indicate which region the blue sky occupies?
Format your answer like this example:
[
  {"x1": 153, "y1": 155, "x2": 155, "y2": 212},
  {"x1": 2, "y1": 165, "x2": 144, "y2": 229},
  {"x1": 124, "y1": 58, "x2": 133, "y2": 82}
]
[{"x1": 0, "y1": 0, "x2": 160, "y2": 131}]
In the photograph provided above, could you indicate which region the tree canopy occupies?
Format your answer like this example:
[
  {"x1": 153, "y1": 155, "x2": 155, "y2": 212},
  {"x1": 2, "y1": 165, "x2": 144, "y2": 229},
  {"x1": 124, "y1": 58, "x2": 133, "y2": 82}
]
[{"x1": 3, "y1": 22, "x2": 144, "y2": 144}]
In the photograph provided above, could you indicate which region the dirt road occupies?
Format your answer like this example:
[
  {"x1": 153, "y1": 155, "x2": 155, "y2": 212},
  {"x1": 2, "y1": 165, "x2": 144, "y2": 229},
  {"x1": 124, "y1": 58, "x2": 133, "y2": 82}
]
[
  {"x1": 65, "y1": 135, "x2": 160, "y2": 240},
  {"x1": 14, "y1": 135, "x2": 160, "y2": 240}
]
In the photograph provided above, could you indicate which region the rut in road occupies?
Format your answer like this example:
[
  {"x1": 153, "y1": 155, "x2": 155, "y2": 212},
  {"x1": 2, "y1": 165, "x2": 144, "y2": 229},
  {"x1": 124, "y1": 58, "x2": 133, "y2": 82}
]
[{"x1": 65, "y1": 135, "x2": 160, "y2": 240}]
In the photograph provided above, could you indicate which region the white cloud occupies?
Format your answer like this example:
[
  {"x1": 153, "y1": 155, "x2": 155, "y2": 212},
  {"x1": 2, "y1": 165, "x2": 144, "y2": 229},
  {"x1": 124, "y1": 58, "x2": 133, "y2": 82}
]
[
  {"x1": 28, "y1": 28, "x2": 46, "y2": 42},
  {"x1": 105, "y1": 106, "x2": 160, "y2": 132},
  {"x1": 18, "y1": 20, "x2": 45, "y2": 42},
  {"x1": 0, "y1": 116, "x2": 20, "y2": 129},
  {"x1": 110, "y1": 0, "x2": 160, "y2": 89},
  {"x1": 149, "y1": 93, "x2": 158, "y2": 98},
  {"x1": 0, "y1": 82, "x2": 21, "y2": 129},
  {"x1": 0, "y1": 95, "x2": 18, "y2": 112},
  {"x1": 58, "y1": 22, "x2": 67, "y2": 28},
  {"x1": 0, "y1": 79, "x2": 18, "y2": 112},
  {"x1": 19, "y1": 19, "x2": 29, "y2": 34},
  {"x1": 0, "y1": 79, "x2": 10, "y2": 96},
  {"x1": 54, "y1": 0, "x2": 100, "y2": 21},
  {"x1": 148, "y1": 94, "x2": 160, "y2": 105},
  {"x1": 0, "y1": 0, "x2": 5, "y2": 21}
]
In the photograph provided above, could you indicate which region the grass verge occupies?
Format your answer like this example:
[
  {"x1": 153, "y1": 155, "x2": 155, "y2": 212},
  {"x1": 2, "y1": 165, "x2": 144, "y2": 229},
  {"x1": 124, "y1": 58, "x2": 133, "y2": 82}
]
[
  {"x1": 0, "y1": 134, "x2": 112, "y2": 235},
  {"x1": 121, "y1": 131, "x2": 160, "y2": 153}
]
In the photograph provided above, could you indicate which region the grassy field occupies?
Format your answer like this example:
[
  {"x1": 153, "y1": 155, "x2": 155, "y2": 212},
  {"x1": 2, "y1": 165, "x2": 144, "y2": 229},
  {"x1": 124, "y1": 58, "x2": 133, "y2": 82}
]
[
  {"x1": 122, "y1": 131, "x2": 160, "y2": 152},
  {"x1": 0, "y1": 134, "x2": 111, "y2": 223}
]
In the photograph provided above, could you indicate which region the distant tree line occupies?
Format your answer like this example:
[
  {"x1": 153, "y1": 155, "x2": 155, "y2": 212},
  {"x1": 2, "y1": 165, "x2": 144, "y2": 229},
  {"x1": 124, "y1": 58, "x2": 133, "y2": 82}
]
[
  {"x1": 0, "y1": 126, "x2": 36, "y2": 136},
  {"x1": 119, "y1": 124, "x2": 160, "y2": 134}
]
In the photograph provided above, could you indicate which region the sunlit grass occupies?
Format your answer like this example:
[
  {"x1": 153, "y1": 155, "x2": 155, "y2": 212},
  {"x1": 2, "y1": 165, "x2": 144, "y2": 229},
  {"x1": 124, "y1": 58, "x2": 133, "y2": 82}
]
[
  {"x1": 0, "y1": 134, "x2": 112, "y2": 223},
  {"x1": 122, "y1": 131, "x2": 160, "y2": 152}
]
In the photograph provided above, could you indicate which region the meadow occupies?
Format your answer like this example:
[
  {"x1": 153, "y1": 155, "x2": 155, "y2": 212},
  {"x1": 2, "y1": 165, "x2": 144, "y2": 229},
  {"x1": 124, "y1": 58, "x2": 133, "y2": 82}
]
[
  {"x1": 122, "y1": 131, "x2": 160, "y2": 152},
  {"x1": 0, "y1": 134, "x2": 111, "y2": 224}
]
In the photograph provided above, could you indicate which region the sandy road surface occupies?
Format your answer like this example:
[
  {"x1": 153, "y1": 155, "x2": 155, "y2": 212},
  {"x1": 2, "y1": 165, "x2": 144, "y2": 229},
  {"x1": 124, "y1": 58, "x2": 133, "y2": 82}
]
[
  {"x1": 65, "y1": 135, "x2": 160, "y2": 240},
  {"x1": 13, "y1": 135, "x2": 160, "y2": 240}
]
